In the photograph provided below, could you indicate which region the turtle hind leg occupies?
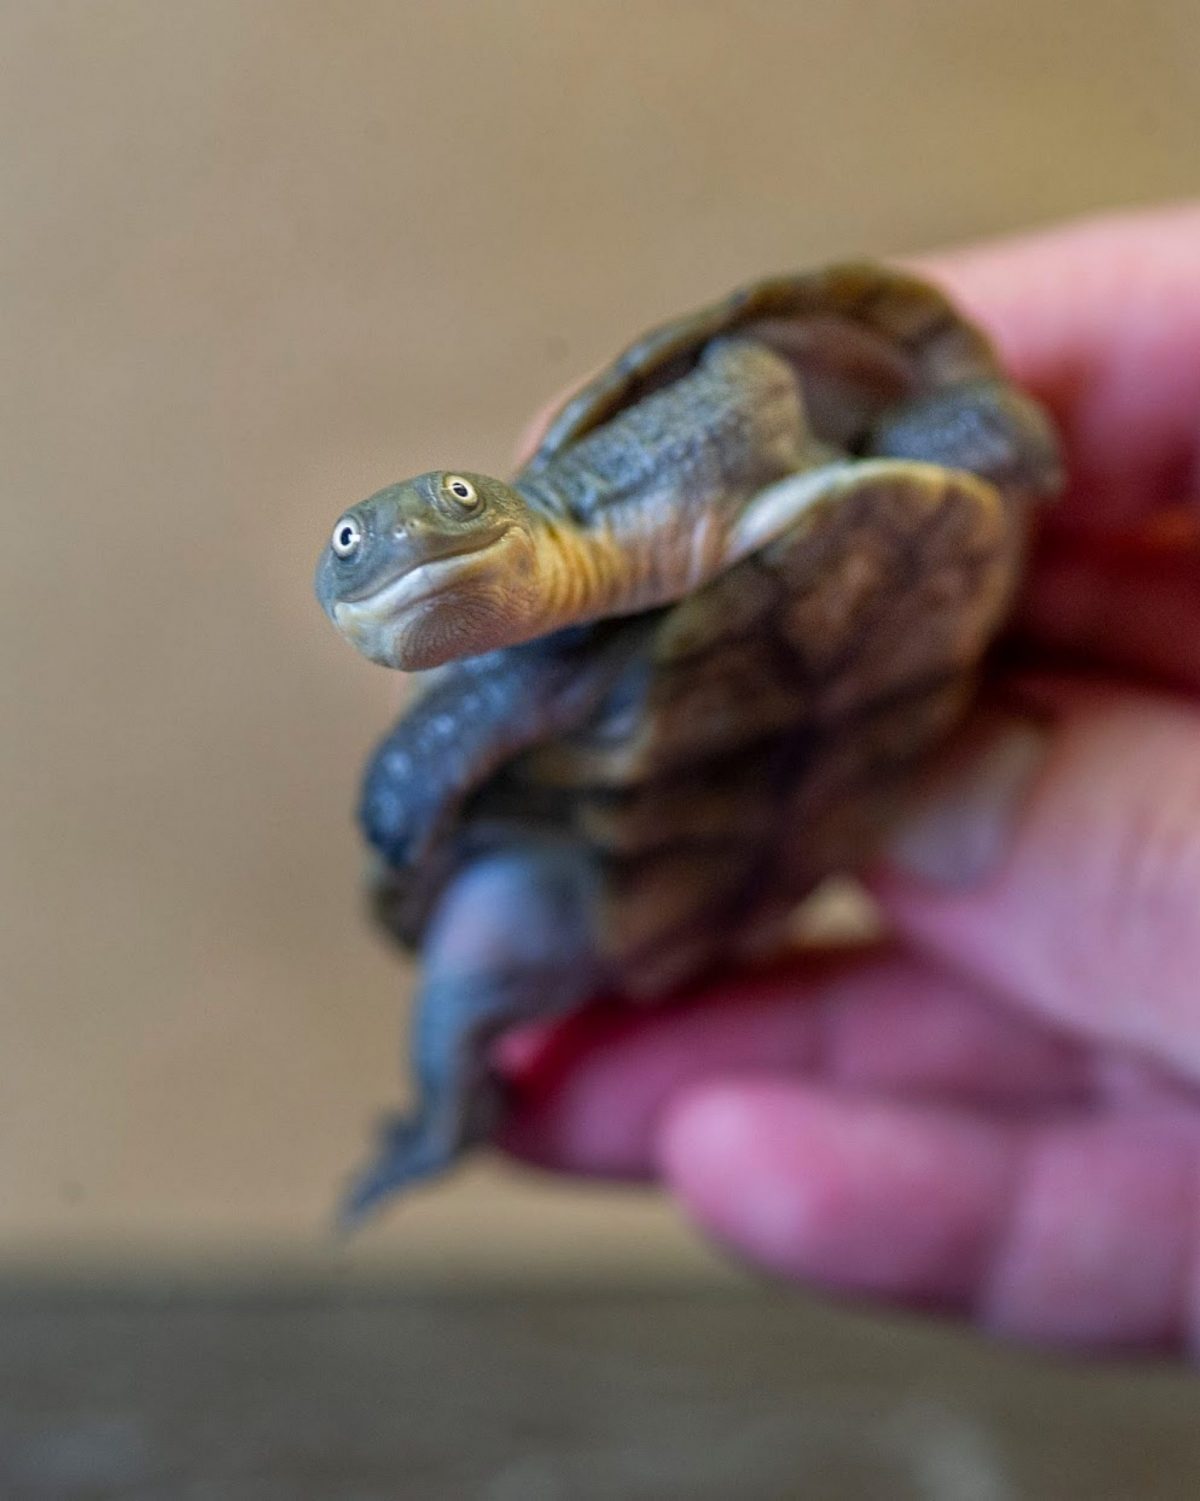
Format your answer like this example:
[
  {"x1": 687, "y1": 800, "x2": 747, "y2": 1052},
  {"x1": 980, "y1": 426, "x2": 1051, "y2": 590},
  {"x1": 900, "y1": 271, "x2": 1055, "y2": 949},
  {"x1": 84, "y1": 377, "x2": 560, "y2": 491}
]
[{"x1": 339, "y1": 843, "x2": 603, "y2": 1227}]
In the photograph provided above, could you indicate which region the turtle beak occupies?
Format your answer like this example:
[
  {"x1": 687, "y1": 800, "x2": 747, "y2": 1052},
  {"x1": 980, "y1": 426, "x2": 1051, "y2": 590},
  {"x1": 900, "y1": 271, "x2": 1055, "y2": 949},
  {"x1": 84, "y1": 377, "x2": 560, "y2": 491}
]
[{"x1": 327, "y1": 526, "x2": 522, "y2": 669}]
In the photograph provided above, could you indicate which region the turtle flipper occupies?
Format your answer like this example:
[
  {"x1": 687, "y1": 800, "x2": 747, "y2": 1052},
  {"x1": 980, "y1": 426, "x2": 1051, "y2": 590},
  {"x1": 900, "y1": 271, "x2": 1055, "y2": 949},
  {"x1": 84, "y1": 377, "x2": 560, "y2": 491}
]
[
  {"x1": 360, "y1": 638, "x2": 615, "y2": 872},
  {"x1": 338, "y1": 843, "x2": 603, "y2": 1225}
]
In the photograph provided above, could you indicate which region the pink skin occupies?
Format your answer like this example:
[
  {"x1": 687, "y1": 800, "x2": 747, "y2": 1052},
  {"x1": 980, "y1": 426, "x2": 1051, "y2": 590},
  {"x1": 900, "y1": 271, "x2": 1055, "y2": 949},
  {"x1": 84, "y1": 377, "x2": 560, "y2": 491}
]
[{"x1": 495, "y1": 205, "x2": 1200, "y2": 1356}]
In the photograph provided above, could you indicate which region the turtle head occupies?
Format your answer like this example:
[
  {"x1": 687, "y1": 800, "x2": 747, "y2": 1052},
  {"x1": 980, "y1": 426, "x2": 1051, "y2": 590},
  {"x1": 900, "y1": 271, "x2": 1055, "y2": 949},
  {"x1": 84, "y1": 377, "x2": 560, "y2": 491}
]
[{"x1": 315, "y1": 471, "x2": 548, "y2": 669}]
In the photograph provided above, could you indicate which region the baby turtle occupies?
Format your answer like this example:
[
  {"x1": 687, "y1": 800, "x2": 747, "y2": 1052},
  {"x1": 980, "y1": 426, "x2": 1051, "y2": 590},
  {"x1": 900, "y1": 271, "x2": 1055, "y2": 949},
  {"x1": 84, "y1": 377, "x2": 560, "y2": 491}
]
[{"x1": 316, "y1": 263, "x2": 1061, "y2": 1221}]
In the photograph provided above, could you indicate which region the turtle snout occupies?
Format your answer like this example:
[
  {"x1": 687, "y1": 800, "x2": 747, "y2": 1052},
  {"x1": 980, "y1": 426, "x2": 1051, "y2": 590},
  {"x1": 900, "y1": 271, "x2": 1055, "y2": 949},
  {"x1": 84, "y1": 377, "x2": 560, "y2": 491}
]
[{"x1": 389, "y1": 510, "x2": 438, "y2": 549}]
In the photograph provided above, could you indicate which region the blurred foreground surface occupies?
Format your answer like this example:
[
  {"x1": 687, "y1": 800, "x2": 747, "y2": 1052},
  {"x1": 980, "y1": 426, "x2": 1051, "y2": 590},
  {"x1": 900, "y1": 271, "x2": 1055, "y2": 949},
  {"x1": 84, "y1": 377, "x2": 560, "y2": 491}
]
[{"x1": 2, "y1": 1284, "x2": 1195, "y2": 1501}]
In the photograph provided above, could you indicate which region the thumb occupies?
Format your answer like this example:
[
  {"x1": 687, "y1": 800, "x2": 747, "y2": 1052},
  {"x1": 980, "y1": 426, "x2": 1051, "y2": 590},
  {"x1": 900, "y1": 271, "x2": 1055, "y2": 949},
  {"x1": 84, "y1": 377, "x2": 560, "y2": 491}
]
[{"x1": 873, "y1": 678, "x2": 1200, "y2": 1078}]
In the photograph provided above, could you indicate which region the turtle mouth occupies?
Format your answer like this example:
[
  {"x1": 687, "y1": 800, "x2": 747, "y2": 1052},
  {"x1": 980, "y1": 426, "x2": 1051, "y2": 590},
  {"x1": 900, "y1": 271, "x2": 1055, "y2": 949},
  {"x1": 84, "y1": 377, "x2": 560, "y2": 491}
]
[{"x1": 332, "y1": 529, "x2": 513, "y2": 633}]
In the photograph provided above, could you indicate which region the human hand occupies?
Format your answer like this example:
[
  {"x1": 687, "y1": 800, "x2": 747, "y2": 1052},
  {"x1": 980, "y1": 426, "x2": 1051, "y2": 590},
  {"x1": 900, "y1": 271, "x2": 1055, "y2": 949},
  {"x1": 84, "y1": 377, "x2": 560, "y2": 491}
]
[{"x1": 496, "y1": 205, "x2": 1200, "y2": 1356}]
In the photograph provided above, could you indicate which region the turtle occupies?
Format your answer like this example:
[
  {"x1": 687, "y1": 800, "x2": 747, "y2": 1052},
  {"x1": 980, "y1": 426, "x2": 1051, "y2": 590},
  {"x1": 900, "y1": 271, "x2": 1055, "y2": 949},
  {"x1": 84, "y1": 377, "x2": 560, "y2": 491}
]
[{"x1": 314, "y1": 262, "x2": 1062, "y2": 1222}]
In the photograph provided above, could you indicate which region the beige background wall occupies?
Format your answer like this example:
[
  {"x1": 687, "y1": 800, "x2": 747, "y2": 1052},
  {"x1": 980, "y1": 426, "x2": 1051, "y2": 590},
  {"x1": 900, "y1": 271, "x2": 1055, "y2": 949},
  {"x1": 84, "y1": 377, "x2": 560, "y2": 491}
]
[{"x1": 3, "y1": 0, "x2": 1197, "y2": 1281}]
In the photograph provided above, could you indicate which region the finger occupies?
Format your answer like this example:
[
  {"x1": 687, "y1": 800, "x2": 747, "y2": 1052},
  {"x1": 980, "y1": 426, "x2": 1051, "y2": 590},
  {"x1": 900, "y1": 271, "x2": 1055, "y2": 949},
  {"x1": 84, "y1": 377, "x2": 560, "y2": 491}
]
[
  {"x1": 1016, "y1": 536, "x2": 1200, "y2": 693},
  {"x1": 513, "y1": 373, "x2": 591, "y2": 468},
  {"x1": 875, "y1": 677, "x2": 1200, "y2": 1080},
  {"x1": 917, "y1": 203, "x2": 1200, "y2": 531},
  {"x1": 659, "y1": 1082, "x2": 1200, "y2": 1352},
  {"x1": 496, "y1": 950, "x2": 1092, "y2": 1178}
]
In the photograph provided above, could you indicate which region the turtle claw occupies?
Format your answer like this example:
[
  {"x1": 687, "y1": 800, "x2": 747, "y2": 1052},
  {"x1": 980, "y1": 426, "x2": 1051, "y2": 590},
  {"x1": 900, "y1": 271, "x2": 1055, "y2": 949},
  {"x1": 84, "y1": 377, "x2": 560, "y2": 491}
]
[{"x1": 336, "y1": 1112, "x2": 458, "y2": 1230}]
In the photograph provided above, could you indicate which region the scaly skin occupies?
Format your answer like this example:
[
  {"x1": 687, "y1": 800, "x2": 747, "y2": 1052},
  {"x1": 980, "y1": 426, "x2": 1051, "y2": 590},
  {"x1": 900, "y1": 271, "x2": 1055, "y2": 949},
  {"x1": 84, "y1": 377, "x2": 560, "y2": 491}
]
[
  {"x1": 313, "y1": 262, "x2": 1062, "y2": 1217},
  {"x1": 357, "y1": 620, "x2": 650, "y2": 944},
  {"x1": 314, "y1": 339, "x2": 813, "y2": 670}
]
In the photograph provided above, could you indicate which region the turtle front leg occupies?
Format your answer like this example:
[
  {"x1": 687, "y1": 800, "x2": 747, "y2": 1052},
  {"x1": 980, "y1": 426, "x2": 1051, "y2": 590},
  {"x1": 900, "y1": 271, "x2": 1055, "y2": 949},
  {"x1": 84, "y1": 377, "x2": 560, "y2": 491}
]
[
  {"x1": 340, "y1": 843, "x2": 604, "y2": 1225},
  {"x1": 868, "y1": 378, "x2": 1063, "y2": 502},
  {"x1": 360, "y1": 630, "x2": 637, "y2": 874}
]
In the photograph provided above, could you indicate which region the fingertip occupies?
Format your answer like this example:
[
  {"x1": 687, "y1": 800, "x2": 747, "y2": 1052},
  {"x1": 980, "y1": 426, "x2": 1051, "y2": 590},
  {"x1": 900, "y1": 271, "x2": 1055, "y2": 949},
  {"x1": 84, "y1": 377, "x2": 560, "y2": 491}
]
[
  {"x1": 658, "y1": 1084, "x2": 1012, "y2": 1305},
  {"x1": 656, "y1": 1082, "x2": 762, "y2": 1206},
  {"x1": 658, "y1": 1082, "x2": 827, "y2": 1277},
  {"x1": 512, "y1": 371, "x2": 594, "y2": 467}
]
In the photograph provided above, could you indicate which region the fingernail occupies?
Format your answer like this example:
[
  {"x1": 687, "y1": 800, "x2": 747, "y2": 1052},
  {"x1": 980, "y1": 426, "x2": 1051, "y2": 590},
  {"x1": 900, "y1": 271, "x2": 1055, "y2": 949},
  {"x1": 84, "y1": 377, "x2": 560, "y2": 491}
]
[{"x1": 884, "y1": 708, "x2": 1050, "y2": 888}]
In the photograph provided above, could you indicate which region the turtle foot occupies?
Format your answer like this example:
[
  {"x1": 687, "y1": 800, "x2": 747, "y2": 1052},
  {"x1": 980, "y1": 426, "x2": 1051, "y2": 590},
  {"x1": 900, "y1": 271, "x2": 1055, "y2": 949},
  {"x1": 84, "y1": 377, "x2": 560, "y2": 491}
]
[{"x1": 336, "y1": 1091, "x2": 502, "y2": 1230}]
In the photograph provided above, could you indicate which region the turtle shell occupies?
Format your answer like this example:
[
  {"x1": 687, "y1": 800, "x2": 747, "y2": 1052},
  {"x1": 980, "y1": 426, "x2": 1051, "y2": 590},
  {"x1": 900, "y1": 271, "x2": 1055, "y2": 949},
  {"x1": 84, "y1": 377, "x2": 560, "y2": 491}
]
[
  {"x1": 492, "y1": 457, "x2": 1021, "y2": 996},
  {"x1": 523, "y1": 264, "x2": 1004, "y2": 472},
  {"x1": 373, "y1": 265, "x2": 1057, "y2": 994},
  {"x1": 473, "y1": 267, "x2": 1049, "y2": 994}
]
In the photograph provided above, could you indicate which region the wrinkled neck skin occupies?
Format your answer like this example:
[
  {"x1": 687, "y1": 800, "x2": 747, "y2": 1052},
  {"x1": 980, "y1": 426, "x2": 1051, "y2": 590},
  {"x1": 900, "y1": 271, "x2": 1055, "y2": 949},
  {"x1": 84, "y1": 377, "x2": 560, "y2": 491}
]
[
  {"x1": 515, "y1": 458, "x2": 850, "y2": 641},
  {"x1": 519, "y1": 502, "x2": 731, "y2": 638}
]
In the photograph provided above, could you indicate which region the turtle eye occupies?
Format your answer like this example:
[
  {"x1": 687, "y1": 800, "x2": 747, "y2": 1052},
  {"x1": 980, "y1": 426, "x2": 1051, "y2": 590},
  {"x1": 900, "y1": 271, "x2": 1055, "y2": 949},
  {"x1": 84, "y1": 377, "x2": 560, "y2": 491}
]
[
  {"x1": 443, "y1": 475, "x2": 480, "y2": 511},
  {"x1": 331, "y1": 514, "x2": 363, "y2": 559}
]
